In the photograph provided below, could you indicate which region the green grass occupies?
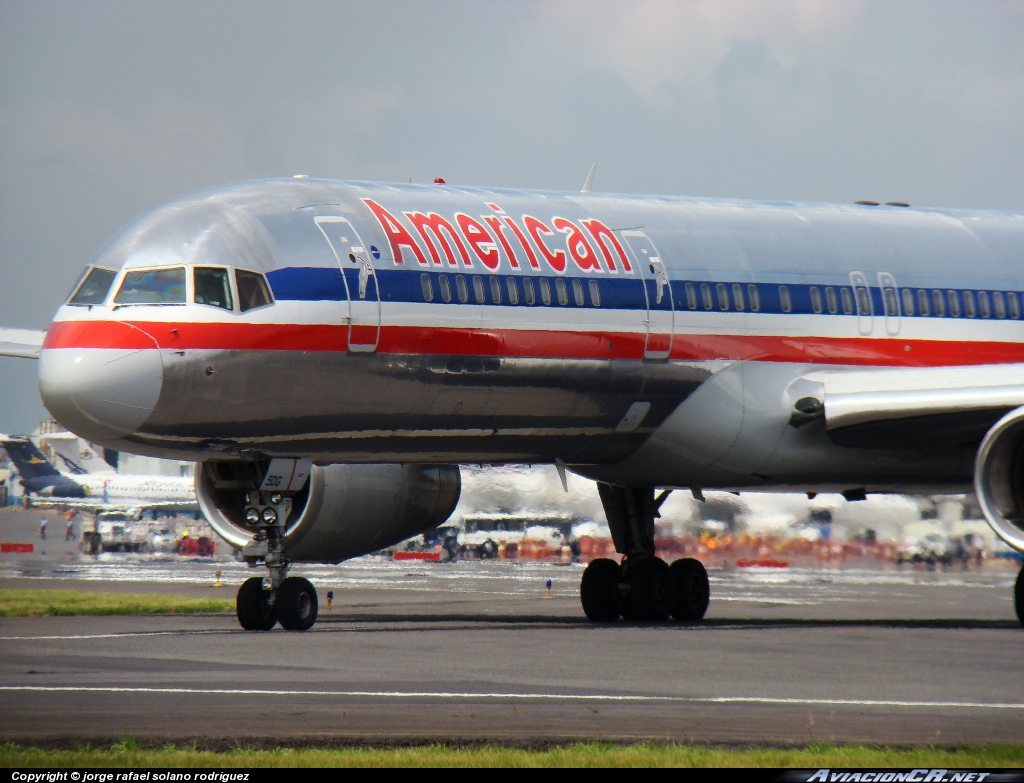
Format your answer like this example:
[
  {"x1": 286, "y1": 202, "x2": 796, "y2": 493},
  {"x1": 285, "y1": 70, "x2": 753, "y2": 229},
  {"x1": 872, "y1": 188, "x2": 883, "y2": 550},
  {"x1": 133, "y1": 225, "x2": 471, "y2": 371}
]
[
  {"x1": 2, "y1": 741, "x2": 1022, "y2": 767},
  {"x1": 0, "y1": 588, "x2": 233, "y2": 616}
]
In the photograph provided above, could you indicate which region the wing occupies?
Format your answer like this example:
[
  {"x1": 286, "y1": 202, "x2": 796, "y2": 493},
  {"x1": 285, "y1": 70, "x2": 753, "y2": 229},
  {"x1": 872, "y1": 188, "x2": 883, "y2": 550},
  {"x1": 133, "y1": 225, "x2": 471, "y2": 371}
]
[
  {"x1": 0, "y1": 328, "x2": 46, "y2": 359},
  {"x1": 793, "y1": 364, "x2": 1024, "y2": 448}
]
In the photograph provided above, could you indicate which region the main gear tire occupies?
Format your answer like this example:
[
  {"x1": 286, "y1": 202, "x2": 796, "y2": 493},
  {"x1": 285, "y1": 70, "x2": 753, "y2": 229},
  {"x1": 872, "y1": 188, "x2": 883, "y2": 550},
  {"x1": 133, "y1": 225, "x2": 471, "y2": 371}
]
[
  {"x1": 1015, "y1": 567, "x2": 1024, "y2": 628},
  {"x1": 580, "y1": 558, "x2": 622, "y2": 622},
  {"x1": 276, "y1": 576, "x2": 318, "y2": 631},
  {"x1": 670, "y1": 557, "x2": 710, "y2": 622},
  {"x1": 621, "y1": 557, "x2": 672, "y2": 622},
  {"x1": 236, "y1": 576, "x2": 277, "y2": 631}
]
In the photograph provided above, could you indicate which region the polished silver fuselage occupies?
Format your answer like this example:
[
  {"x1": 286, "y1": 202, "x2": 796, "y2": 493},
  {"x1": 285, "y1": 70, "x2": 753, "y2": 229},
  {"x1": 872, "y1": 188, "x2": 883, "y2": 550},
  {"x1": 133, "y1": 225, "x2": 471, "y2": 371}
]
[{"x1": 37, "y1": 179, "x2": 1024, "y2": 493}]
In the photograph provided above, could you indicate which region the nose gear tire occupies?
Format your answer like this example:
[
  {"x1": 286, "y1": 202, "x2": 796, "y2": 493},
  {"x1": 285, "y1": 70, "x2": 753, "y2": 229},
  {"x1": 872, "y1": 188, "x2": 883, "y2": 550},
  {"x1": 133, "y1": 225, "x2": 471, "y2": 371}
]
[
  {"x1": 670, "y1": 557, "x2": 710, "y2": 621},
  {"x1": 621, "y1": 557, "x2": 672, "y2": 622},
  {"x1": 277, "y1": 576, "x2": 318, "y2": 631},
  {"x1": 236, "y1": 576, "x2": 277, "y2": 631},
  {"x1": 580, "y1": 558, "x2": 622, "y2": 622}
]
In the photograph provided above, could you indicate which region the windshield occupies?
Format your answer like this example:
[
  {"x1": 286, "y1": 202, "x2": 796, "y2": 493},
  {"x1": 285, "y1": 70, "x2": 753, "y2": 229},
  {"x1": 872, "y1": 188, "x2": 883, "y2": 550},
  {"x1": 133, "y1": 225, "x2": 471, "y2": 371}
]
[
  {"x1": 113, "y1": 267, "x2": 187, "y2": 305},
  {"x1": 68, "y1": 266, "x2": 118, "y2": 306},
  {"x1": 235, "y1": 269, "x2": 273, "y2": 312},
  {"x1": 193, "y1": 267, "x2": 233, "y2": 311}
]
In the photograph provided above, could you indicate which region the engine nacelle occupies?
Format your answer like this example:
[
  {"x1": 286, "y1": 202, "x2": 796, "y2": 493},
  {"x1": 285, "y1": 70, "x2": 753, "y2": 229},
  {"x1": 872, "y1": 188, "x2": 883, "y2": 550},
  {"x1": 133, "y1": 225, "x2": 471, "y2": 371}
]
[
  {"x1": 197, "y1": 461, "x2": 461, "y2": 563},
  {"x1": 974, "y1": 406, "x2": 1024, "y2": 554}
]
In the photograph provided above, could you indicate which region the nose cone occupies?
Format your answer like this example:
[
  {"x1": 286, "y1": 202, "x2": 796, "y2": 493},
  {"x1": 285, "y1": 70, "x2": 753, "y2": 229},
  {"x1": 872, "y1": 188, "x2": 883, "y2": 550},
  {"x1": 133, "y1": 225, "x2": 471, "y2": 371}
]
[{"x1": 39, "y1": 322, "x2": 163, "y2": 442}]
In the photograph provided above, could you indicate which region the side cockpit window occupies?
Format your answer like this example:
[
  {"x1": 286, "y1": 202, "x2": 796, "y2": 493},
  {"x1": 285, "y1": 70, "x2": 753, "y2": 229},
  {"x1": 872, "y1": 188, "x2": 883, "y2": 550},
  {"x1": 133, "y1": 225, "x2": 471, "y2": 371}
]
[
  {"x1": 194, "y1": 267, "x2": 233, "y2": 311},
  {"x1": 68, "y1": 266, "x2": 118, "y2": 306},
  {"x1": 114, "y1": 267, "x2": 186, "y2": 305},
  {"x1": 235, "y1": 269, "x2": 274, "y2": 312}
]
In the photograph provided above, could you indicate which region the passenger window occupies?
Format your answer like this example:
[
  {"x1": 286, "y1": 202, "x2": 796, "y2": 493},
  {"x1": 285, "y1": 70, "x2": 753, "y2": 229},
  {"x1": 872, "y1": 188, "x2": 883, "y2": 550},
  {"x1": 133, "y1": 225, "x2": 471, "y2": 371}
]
[
  {"x1": 947, "y1": 290, "x2": 961, "y2": 317},
  {"x1": 555, "y1": 278, "x2": 568, "y2": 305},
  {"x1": 732, "y1": 284, "x2": 744, "y2": 312},
  {"x1": 507, "y1": 277, "x2": 519, "y2": 305},
  {"x1": 840, "y1": 287, "x2": 853, "y2": 314},
  {"x1": 932, "y1": 289, "x2": 945, "y2": 317},
  {"x1": 993, "y1": 291, "x2": 1005, "y2": 318},
  {"x1": 978, "y1": 291, "x2": 991, "y2": 318},
  {"x1": 421, "y1": 273, "x2": 434, "y2": 302},
  {"x1": 856, "y1": 288, "x2": 871, "y2": 316},
  {"x1": 235, "y1": 270, "x2": 273, "y2": 312},
  {"x1": 456, "y1": 275, "x2": 469, "y2": 303},
  {"x1": 917, "y1": 289, "x2": 930, "y2": 316},
  {"x1": 701, "y1": 283, "x2": 713, "y2": 310},
  {"x1": 779, "y1": 285, "x2": 792, "y2": 314},
  {"x1": 901, "y1": 288, "x2": 914, "y2": 316},
  {"x1": 570, "y1": 279, "x2": 582, "y2": 305},
  {"x1": 540, "y1": 278, "x2": 552, "y2": 305},
  {"x1": 884, "y1": 288, "x2": 898, "y2": 316},
  {"x1": 589, "y1": 280, "x2": 600, "y2": 307},
  {"x1": 685, "y1": 283, "x2": 697, "y2": 310},
  {"x1": 439, "y1": 275, "x2": 451, "y2": 302},
  {"x1": 1009, "y1": 292, "x2": 1020, "y2": 319},
  {"x1": 115, "y1": 267, "x2": 187, "y2": 306},
  {"x1": 193, "y1": 267, "x2": 233, "y2": 311},
  {"x1": 717, "y1": 283, "x2": 729, "y2": 311},
  {"x1": 810, "y1": 286, "x2": 823, "y2": 314},
  {"x1": 474, "y1": 277, "x2": 486, "y2": 304},
  {"x1": 488, "y1": 277, "x2": 501, "y2": 304},
  {"x1": 748, "y1": 284, "x2": 760, "y2": 312},
  {"x1": 825, "y1": 287, "x2": 837, "y2": 314},
  {"x1": 524, "y1": 277, "x2": 536, "y2": 305},
  {"x1": 68, "y1": 266, "x2": 118, "y2": 306},
  {"x1": 963, "y1": 290, "x2": 976, "y2": 317}
]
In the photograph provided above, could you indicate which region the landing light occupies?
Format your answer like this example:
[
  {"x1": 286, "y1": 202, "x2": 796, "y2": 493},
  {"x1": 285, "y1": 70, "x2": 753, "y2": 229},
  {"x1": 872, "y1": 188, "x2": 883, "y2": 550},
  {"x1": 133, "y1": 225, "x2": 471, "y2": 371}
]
[
  {"x1": 245, "y1": 508, "x2": 260, "y2": 525},
  {"x1": 261, "y1": 508, "x2": 278, "y2": 524},
  {"x1": 270, "y1": 493, "x2": 283, "y2": 505}
]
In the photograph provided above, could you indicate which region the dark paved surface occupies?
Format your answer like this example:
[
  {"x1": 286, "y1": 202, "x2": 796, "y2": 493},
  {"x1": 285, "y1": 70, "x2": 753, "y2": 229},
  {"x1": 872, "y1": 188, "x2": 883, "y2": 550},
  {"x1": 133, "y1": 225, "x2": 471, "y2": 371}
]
[{"x1": 1, "y1": 556, "x2": 1022, "y2": 746}]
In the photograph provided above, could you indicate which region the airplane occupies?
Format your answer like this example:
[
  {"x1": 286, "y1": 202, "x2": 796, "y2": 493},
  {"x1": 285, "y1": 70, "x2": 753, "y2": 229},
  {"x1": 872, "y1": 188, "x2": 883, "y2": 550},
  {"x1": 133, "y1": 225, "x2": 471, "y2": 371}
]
[
  {"x1": 0, "y1": 434, "x2": 198, "y2": 517},
  {"x1": 1, "y1": 174, "x2": 1023, "y2": 632}
]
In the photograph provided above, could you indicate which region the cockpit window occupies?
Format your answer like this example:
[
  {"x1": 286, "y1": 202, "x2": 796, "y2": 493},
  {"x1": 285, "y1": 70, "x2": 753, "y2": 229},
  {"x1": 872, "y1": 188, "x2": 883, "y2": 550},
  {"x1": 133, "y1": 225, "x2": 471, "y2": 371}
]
[
  {"x1": 113, "y1": 267, "x2": 186, "y2": 305},
  {"x1": 235, "y1": 269, "x2": 273, "y2": 312},
  {"x1": 68, "y1": 266, "x2": 118, "y2": 306},
  {"x1": 193, "y1": 267, "x2": 233, "y2": 311}
]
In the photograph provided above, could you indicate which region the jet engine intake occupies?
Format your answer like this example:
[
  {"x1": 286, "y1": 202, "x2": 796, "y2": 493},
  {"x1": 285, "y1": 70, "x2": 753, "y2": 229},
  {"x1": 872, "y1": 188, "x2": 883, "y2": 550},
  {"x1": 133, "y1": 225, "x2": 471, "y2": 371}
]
[
  {"x1": 197, "y1": 461, "x2": 461, "y2": 562},
  {"x1": 974, "y1": 406, "x2": 1024, "y2": 554}
]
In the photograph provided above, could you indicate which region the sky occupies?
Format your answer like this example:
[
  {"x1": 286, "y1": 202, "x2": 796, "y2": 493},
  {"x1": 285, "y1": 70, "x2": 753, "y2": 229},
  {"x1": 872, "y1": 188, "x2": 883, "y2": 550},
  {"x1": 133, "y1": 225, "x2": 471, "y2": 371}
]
[{"x1": 1, "y1": 0, "x2": 1023, "y2": 435}]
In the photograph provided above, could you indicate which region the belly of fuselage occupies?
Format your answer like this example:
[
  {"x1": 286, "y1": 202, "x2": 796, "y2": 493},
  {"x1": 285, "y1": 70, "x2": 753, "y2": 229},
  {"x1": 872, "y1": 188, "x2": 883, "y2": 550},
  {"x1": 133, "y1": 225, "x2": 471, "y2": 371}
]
[{"x1": 121, "y1": 349, "x2": 712, "y2": 464}]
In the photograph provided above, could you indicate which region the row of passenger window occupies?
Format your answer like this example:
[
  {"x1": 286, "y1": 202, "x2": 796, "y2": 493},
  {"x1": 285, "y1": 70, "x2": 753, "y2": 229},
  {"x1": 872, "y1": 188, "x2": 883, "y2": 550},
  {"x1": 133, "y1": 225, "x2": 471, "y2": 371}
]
[
  {"x1": 421, "y1": 273, "x2": 601, "y2": 307},
  {"x1": 684, "y1": 281, "x2": 1024, "y2": 320},
  {"x1": 68, "y1": 265, "x2": 274, "y2": 313}
]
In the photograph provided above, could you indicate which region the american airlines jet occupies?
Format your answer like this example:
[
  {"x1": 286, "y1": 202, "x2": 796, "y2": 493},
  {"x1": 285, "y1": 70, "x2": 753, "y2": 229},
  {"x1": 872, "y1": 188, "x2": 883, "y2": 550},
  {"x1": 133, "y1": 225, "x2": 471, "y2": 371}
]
[{"x1": 2, "y1": 176, "x2": 1023, "y2": 631}]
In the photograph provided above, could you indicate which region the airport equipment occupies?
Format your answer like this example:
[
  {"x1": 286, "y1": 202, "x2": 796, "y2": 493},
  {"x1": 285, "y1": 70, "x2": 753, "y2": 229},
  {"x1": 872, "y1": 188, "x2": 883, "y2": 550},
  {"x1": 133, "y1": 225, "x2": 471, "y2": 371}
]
[{"x1": 2, "y1": 176, "x2": 1024, "y2": 629}]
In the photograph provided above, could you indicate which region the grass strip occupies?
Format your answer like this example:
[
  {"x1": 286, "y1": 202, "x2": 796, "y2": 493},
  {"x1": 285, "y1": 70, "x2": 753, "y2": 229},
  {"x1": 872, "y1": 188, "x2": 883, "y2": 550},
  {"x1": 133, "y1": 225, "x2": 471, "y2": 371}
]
[
  {"x1": 2, "y1": 741, "x2": 1023, "y2": 767},
  {"x1": 0, "y1": 588, "x2": 233, "y2": 617}
]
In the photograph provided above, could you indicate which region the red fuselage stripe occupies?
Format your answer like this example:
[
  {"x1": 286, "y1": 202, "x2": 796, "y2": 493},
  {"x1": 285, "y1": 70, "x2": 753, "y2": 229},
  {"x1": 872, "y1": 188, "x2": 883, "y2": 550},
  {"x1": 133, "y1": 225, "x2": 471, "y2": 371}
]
[{"x1": 41, "y1": 320, "x2": 1024, "y2": 367}]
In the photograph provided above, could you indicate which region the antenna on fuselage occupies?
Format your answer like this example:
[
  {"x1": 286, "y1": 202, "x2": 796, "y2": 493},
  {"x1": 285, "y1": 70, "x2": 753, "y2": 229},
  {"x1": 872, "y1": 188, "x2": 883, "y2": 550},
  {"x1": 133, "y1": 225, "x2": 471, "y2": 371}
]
[{"x1": 581, "y1": 164, "x2": 596, "y2": 198}]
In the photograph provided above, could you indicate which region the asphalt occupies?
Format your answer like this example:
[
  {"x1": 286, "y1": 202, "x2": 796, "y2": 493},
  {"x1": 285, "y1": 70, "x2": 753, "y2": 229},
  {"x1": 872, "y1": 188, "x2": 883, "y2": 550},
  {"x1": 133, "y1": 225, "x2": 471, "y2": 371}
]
[{"x1": 1, "y1": 548, "x2": 1022, "y2": 747}]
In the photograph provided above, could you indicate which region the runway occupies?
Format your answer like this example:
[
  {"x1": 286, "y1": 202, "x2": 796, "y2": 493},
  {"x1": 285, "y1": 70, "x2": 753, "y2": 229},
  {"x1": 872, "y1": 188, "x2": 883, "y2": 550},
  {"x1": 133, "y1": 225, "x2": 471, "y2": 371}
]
[{"x1": 1, "y1": 558, "x2": 1021, "y2": 746}]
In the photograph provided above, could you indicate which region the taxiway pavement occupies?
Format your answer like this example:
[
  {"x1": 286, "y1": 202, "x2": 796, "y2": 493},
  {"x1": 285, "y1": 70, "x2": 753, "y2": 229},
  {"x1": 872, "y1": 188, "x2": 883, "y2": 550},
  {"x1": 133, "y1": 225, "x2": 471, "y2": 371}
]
[{"x1": 1, "y1": 560, "x2": 1021, "y2": 746}]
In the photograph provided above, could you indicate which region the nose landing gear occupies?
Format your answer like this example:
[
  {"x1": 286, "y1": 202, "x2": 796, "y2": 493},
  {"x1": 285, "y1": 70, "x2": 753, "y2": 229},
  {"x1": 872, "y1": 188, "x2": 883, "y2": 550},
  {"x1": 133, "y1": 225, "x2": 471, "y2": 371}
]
[
  {"x1": 235, "y1": 489, "x2": 319, "y2": 631},
  {"x1": 581, "y1": 484, "x2": 710, "y2": 624}
]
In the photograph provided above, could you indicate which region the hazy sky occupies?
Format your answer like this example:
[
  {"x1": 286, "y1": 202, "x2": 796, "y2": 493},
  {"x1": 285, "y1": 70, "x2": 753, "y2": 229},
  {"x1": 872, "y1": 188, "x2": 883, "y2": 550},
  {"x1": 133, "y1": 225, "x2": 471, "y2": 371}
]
[{"x1": 1, "y1": 0, "x2": 1022, "y2": 434}]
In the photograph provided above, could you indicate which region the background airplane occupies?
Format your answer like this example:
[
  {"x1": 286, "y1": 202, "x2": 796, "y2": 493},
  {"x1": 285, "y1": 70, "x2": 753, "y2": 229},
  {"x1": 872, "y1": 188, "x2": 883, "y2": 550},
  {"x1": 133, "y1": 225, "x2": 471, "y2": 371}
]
[{"x1": 0, "y1": 434, "x2": 197, "y2": 518}]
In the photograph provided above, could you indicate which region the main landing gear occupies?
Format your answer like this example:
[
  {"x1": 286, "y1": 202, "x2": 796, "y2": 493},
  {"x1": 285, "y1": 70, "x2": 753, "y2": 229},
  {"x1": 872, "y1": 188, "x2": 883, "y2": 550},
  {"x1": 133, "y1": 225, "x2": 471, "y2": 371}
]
[
  {"x1": 235, "y1": 490, "x2": 318, "y2": 631},
  {"x1": 580, "y1": 484, "x2": 710, "y2": 623}
]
